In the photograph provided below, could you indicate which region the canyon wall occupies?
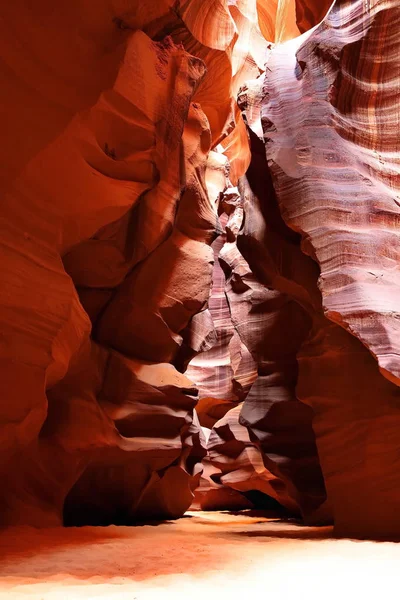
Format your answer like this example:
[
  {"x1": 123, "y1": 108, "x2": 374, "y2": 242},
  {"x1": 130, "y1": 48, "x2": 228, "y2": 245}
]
[
  {"x1": 0, "y1": 0, "x2": 269, "y2": 526},
  {"x1": 257, "y1": 0, "x2": 400, "y2": 538},
  {"x1": 0, "y1": 0, "x2": 399, "y2": 538}
]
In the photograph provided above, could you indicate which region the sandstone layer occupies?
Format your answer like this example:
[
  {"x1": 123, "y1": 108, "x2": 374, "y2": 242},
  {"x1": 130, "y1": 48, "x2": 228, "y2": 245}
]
[
  {"x1": 0, "y1": 0, "x2": 233, "y2": 526},
  {"x1": 252, "y1": 0, "x2": 400, "y2": 537},
  {"x1": 1, "y1": 0, "x2": 294, "y2": 526}
]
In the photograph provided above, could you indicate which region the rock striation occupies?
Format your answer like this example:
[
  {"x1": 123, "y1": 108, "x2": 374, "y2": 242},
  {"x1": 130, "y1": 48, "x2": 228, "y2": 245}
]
[{"x1": 252, "y1": 0, "x2": 400, "y2": 536}]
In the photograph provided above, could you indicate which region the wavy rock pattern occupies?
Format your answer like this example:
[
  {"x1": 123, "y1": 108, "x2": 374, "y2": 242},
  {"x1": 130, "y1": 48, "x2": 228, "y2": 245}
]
[
  {"x1": 4, "y1": 0, "x2": 313, "y2": 526},
  {"x1": 187, "y1": 142, "x2": 327, "y2": 519},
  {"x1": 264, "y1": 1, "x2": 400, "y2": 385},
  {"x1": 257, "y1": 0, "x2": 400, "y2": 536},
  {"x1": 0, "y1": 1, "x2": 236, "y2": 526}
]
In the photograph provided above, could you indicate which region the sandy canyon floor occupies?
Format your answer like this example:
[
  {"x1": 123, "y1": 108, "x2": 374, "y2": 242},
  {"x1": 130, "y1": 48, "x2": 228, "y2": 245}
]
[{"x1": 0, "y1": 511, "x2": 398, "y2": 599}]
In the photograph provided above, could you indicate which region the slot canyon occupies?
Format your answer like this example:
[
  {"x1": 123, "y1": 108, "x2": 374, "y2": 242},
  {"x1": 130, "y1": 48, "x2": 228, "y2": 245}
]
[{"x1": 0, "y1": 0, "x2": 400, "y2": 597}]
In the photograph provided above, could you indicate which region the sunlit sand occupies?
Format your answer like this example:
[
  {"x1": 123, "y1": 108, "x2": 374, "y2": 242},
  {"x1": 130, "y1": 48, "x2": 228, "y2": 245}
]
[{"x1": 0, "y1": 511, "x2": 398, "y2": 599}]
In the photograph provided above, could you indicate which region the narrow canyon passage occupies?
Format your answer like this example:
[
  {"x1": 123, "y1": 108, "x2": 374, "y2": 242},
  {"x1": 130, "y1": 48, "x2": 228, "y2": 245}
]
[{"x1": 0, "y1": 0, "x2": 400, "y2": 597}]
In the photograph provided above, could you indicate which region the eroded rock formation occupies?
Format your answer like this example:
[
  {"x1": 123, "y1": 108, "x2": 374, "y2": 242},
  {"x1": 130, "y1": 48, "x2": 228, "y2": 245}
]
[
  {"x1": 0, "y1": 1, "x2": 230, "y2": 526},
  {"x1": 257, "y1": 0, "x2": 400, "y2": 538},
  {"x1": 0, "y1": 0, "x2": 399, "y2": 539}
]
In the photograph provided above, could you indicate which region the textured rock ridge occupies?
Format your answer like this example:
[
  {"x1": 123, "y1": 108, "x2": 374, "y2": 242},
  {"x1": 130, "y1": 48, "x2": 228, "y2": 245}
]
[
  {"x1": 187, "y1": 140, "x2": 327, "y2": 519},
  {"x1": 0, "y1": 1, "x2": 236, "y2": 526},
  {"x1": 191, "y1": 0, "x2": 400, "y2": 536},
  {"x1": 255, "y1": 0, "x2": 400, "y2": 536},
  {"x1": 2, "y1": 0, "x2": 302, "y2": 526},
  {"x1": 263, "y1": 0, "x2": 400, "y2": 386}
]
